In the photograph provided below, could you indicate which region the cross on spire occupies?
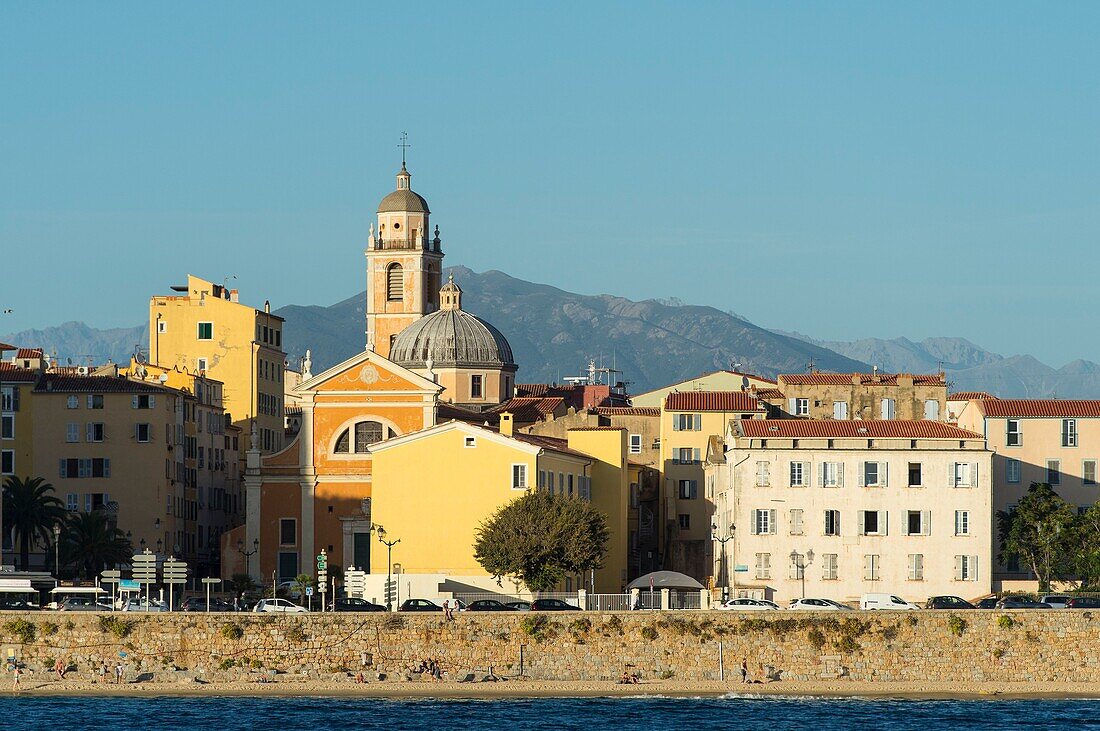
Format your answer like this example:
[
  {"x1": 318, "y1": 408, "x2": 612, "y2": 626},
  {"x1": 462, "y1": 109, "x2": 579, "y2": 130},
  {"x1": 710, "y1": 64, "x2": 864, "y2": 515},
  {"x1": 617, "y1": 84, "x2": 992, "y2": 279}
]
[{"x1": 399, "y1": 131, "x2": 411, "y2": 166}]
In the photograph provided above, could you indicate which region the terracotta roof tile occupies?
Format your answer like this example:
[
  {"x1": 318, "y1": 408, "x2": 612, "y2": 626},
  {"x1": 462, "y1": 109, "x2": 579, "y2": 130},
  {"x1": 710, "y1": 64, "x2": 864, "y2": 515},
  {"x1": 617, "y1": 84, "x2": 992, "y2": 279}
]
[
  {"x1": 493, "y1": 396, "x2": 567, "y2": 421},
  {"x1": 779, "y1": 373, "x2": 946, "y2": 386},
  {"x1": 34, "y1": 374, "x2": 173, "y2": 394},
  {"x1": 437, "y1": 402, "x2": 497, "y2": 425},
  {"x1": 980, "y1": 399, "x2": 1100, "y2": 418},
  {"x1": 754, "y1": 388, "x2": 785, "y2": 400},
  {"x1": 591, "y1": 406, "x2": 660, "y2": 417},
  {"x1": 0, "y1": 342, "x2": 17, "y2": 351},
  {"x1": 665, "y1": 391, "x2": 765, "y2": 412},
  {"x1": 0, "y1": 365, "x2": 40, "y2": 382},
  {"x1": 15, "y1": 348, "x2": 43, "y2": 360},
  {"x1": 509, "y1": 432, "x2": 592, "y2": 459},
  {"x1": 736, "y1": 419, "x2": 982, "y2": 440},
  {"x1": 566, "y1": 426, "x2": 626, "y2": 432},
  {"x1": 948, "y1": 392, "x2": 996, "y2": 401}
]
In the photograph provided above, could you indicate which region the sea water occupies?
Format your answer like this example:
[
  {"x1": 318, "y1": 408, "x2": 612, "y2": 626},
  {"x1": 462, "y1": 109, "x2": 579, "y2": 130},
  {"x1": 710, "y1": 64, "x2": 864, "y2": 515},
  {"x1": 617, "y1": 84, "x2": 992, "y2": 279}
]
[{"x1": 3, "y1": 695, "x2": 1100, "y2": 729}]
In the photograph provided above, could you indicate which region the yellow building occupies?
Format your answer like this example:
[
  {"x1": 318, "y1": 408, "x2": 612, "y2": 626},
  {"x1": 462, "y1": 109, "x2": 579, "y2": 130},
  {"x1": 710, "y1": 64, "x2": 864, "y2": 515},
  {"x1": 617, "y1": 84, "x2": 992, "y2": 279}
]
[
  {"x1": 149, "y1": 274, "x2": 286, "y2": 454},
  {"x1": 1, "y1": 348, "x2": 38, "y2": 503},
  {"x1": 631, "y1": 370, "x2": 777, "y2": 408},
  {"x1": 660, "y1": 390, "x2": 766, "y2": 581}
]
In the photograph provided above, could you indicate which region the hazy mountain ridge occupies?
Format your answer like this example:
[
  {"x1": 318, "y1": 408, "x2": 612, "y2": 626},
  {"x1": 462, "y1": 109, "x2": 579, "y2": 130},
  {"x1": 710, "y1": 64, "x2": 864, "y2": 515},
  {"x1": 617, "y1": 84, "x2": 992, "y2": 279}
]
[{"x1": 6, "y1": 269, "x2": 1100, "y2": 397}]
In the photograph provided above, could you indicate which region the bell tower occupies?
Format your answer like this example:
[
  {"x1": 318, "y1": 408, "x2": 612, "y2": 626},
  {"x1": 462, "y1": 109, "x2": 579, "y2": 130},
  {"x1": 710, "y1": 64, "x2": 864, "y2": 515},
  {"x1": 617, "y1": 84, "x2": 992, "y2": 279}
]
[{"x1": 365, "y1": 139, "x2": 444, "y2": 359}]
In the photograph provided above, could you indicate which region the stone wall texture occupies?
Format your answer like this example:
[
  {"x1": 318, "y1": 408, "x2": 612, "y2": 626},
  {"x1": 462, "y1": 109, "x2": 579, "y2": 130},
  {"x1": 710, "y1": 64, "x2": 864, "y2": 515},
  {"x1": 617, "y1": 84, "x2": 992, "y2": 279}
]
[{"x1": 0, "y1": 610, "x2": 1096, "y2": 683}]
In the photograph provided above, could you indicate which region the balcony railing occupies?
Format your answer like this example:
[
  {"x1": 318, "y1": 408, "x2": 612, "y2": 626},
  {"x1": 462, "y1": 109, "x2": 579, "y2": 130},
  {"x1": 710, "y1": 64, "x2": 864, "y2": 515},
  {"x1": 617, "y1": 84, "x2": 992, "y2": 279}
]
[{"x1": 369, "y1": 237, "x2": 441, "y2": 253}]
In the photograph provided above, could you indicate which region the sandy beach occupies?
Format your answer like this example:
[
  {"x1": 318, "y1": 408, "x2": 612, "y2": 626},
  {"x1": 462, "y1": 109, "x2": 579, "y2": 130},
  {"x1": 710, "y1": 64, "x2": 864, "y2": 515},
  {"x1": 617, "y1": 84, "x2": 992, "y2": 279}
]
[{"x1": 5, "y1": 675, "x2": 1100, "y2": 700}]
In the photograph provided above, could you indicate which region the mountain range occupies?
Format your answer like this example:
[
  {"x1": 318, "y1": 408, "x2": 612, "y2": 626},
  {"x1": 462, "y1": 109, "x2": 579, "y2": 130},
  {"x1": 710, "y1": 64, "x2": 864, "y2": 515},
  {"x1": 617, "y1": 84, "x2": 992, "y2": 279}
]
[{"x1": 5, "y1": 266, "x2": 1100, "y2": 398}]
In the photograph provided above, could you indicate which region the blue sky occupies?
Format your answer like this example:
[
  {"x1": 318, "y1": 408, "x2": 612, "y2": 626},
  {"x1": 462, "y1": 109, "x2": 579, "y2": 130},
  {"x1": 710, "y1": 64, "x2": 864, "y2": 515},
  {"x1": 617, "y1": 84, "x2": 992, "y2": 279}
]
[{"x1": 2, "y1": 3, "x2": 1098, "y2": 365}]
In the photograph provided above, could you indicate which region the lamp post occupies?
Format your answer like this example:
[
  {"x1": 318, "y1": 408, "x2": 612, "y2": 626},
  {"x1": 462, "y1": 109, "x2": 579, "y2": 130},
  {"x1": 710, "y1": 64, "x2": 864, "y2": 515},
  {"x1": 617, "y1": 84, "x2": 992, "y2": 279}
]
[
  {"x1": 373, "y1": 525, "x2": 400, "y2": 610},
  {"x1": 237, "y1": 538, "x2": 259, "y2": 577},
  {"x1": 53, "y1": 523, "x2": 61, "y2": 578},
  {"x1": 790, "y1": 549, "x2": 814, "y2": 599},
  {"x1": 0, "y1": 311, "x2": 13, "y2": 570},
  {"x1": 711, "y1": 524, "x2": 735, "y2": 599}
]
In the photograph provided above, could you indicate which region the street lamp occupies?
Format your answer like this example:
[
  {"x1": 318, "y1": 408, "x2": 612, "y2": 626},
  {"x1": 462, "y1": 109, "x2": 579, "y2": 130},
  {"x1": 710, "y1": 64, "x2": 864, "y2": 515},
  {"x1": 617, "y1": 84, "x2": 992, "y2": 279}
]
[
  {"x1": 53, "y1": 523, "x2": 61, "y2": 578},
  {"x1": 373, "y1": 524, "x2": 400, "y2": 610},
  {"x1": 237, "y1": 538, "x2": 259, "y2": 576},
  {"x1": 711, "y1": 524, "x2": 735, "y2": 598},
  {"x1": 790, "y1": 549, "x2": 815, "y2": 599}
]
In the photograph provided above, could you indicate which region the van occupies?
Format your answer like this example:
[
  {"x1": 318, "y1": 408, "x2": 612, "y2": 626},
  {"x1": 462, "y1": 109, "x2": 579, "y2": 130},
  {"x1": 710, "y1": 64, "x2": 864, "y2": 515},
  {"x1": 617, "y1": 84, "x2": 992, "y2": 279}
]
[{"x1": 860, "y1": 593, "x2": 920, "y2": 610}]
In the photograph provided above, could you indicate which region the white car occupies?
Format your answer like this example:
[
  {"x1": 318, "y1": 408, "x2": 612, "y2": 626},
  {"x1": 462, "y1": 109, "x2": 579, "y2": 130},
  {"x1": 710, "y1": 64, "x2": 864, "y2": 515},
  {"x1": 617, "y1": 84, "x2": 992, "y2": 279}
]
[
  {"x1": 253, "y1": 598, "x2": 308, "y2": 613},
  {"x1": 860, "y1": 593, "x2": 920, "y2": 611},
  {"x1": 716, "y1": 598, "x2": 780, "y2": 611},
  {"x1": 122, "y1": 597, "x2": 169, "y2": 612},
  {"x1": 787, "y1": 598, "x2": 853, "y2": 611}
]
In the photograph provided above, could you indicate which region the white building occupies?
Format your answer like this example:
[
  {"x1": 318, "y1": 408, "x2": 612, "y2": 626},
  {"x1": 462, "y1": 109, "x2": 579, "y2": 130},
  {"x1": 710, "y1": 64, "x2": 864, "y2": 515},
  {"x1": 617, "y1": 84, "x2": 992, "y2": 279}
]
[{"x1": 706, "y1": 419, "x2": 992, "y2": 605}]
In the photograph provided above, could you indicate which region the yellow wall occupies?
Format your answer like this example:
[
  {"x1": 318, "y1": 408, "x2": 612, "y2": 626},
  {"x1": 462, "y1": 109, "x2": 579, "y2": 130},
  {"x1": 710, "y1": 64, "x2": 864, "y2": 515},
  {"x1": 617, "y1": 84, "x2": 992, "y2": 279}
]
[
  {"x1": 565, "y1": 429, "x2": 629, "y2": 592},
  {"x1": 631, "y1": 371, "x2": 776, "y2": 408},
  {"x1": 1, "y1": 373, "x2": 36, "y2": 487}
]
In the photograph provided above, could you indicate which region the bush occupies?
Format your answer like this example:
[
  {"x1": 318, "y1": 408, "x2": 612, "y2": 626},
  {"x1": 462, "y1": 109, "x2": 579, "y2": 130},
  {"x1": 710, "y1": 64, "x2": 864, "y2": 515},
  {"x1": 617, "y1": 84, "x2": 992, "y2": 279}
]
[
  {"x1": 834, "y1": 635, "x2": 860, "y2": 654},
  {"x1": 993, "y1": 646, "x2": 1006, "y2": 660},
  {"x1": 807, "y1": 628, "x2": 826, "y2": 650},
  {"x1": 286, "y1": 624, "x2": 307, "y2": 643},
  {"x1": 605, "y1": 615, "x2": 623, "y2": 635},
  {"x1": 947, "y1": 615, "x2": 967, "y2": 637},
  {"x1": 219, "y1": 658, "x2": 237, "y2": 670},
  {"x1": 568, "y1": 618, "x2": 591, "y2": 635},
  {"x1": 997, "y1": 615, "x2": 1016, "y2": 629},
  {"x1": 519, "y1": 614, "x2": 554, "y2": 642},
  {"x1": 906, "y1": 615, "x2": 918, "y2": 627},
  {"x1": 63, "y1": 620, "x2": 75, "y2": 631},
  {"x1": 39, "y1": 621, "x2": 59, "y2": 637},
  {"x1": 98, "y1": 615, "x2": 135, "y2": 639},
  {"x1": 379, "y1": 614, "x2": 404, "y2": 631},
  {"x1": 221, "y1": 623, "x2": 244, "y2": 641},
  {"x1": 3, "y1": 619, "x2": 36, "y2": 644},
  {"x1": 640, "y1": 626, "x2": 658, "y2": 641}
]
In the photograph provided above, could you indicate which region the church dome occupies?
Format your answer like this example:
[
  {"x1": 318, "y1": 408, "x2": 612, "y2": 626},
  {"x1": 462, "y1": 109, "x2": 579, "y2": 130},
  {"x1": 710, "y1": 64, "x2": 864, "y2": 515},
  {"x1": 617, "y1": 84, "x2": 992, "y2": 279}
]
[
  {"x1": 389, "y1": 308, "x2": 516, "y2": 371},
  {"x1": 377, "y1": 188, "x2": 430, "y2": 214}
]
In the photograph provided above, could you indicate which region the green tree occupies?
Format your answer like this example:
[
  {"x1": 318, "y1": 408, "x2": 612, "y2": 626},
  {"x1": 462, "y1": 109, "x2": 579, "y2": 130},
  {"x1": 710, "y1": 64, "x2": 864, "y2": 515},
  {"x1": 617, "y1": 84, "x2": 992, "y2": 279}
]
[
  {"x1": 2, "y1": 476, "x2": 66, "y2": 570},
  {"x1": 226, "y1": 572, "x2": 258, "y2": 595},
  {"x1": 1069, "y1": 502, "x2": 1100, "y2": 589},
  {"x1": 293, "y1": 573, "x2": 314, "y2": 606},
  {"x1": 997, "y1": 482, "x2": 1077, "y2": 591},
  {"x1": 473, "y1": 491, "x2": 609, "y2": 592},
  {"x1": 60, "y1": 511, "x2": 132, "y2": 579}
]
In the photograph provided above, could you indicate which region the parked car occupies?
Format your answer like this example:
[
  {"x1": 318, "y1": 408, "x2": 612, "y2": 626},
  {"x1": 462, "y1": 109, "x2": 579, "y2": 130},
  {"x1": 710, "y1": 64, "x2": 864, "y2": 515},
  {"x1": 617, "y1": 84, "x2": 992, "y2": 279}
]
[
  {"x1": 57, "y1": 596, "x2": 114, "y2": 612},
  {"x1": 975, "y1": 597, "x2": 1000, "y2": 609},
  {"x1": 122, "y1": 598, "x2": 169, "y2": 612},
  {"x1": 860, "y1": 593, "x2": 920, "y2": 611},
  {"x1": 531, "y1": 598, "x2": 581, "y2": 611},
  {"x1": 1065, "y1": 597, "x2": 1100, "y2": 609},
  {"x1": 465, "y1": 599, "x2": 518, "y2": 612},
  {"x1": 996, "y1": 597, "x2": 1052, "y2": 609},
  {"x1": 925, "y1": 595, "x2": 976, "y2": 609},
  {"x1": 504, "y1": 601, "x2": 531, "y2": 612},
  {"x1": 253, "y1": 598, "x2": 308, "y2": 613},
  {"x1": 398, "y1": 599, "x2": 442, "y2": 612},
  {"x1": 788, "y1": 598, "x2": 852, "y2": 611},
  {"x1": 181, "y1": 597, "x2": 235, "y2": 612},
  {"x1": 1040, "y1": 595, "x2": 1072, "y2": 609},
  {"x1": 716, "y1": 598, "x2": 779, "y2": 611},
  {"x1": 332, "y1": 597, "x2": 387, "y2": 612}
]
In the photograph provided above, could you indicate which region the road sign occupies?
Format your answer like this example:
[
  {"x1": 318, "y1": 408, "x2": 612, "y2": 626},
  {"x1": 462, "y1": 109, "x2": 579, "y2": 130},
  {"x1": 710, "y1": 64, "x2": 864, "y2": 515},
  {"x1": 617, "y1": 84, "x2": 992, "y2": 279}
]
[
  {"x1": 200, "y1": 578, "x2": 221, "y2": 585},
  {"x1": 305, "y1": 586, "x2": 314, "y2": 597},
  {"x1": 101, "y1": 570, "x2": 121, "y2": 581},
  {"x1": 344, "y1": 569, "x2": 366, "y2": 598},
  {"x1": 120, "y1": 579, "x2": 140, "y2": 590},
  {"x1": 734, "y1": 565, "x2": 749, "y2": 573}
]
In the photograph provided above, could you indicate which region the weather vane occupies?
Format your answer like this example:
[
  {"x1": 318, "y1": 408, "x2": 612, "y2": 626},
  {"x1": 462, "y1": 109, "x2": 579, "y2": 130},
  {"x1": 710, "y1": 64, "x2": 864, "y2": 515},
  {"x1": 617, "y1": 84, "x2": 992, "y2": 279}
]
[{"x1": 399, "y1": 131, "x2": 411, "y2": 166}]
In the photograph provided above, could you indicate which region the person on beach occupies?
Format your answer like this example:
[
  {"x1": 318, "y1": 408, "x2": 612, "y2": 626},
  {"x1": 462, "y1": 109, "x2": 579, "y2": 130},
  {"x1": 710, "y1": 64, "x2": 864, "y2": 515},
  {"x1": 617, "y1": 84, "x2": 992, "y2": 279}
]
[
  {"x1": 740, "y1": 658, "x2": 748, "y2": 683},
  {"x1": 114, "y1": 662, "x2": 124, "y2": 684},
  {"x1": 54, "y1": 657, "x2": 67, "y2": 680},
  {"x1": 97, "y1": 662, "x2": 107, "y2": 684},
  {"x1": 11, "y1": 665, "x2": 21, "y2": 691},
  {"x1": 354, "y1": 671, "x2": 365, "y2": 684}
]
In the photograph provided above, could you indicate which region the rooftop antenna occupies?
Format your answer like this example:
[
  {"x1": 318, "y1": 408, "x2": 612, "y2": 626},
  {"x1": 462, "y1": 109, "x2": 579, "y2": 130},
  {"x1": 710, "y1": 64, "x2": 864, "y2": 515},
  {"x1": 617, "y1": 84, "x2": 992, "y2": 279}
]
[
  {"x1": 223, "y1": 274, "x2": 237, "y2": 292},
  {"x1": 399, "y1": 131, "x2": 411, "y2": 166},
  {"x1": 807, "y1": 357, "x2": 815, "y2": 373}
]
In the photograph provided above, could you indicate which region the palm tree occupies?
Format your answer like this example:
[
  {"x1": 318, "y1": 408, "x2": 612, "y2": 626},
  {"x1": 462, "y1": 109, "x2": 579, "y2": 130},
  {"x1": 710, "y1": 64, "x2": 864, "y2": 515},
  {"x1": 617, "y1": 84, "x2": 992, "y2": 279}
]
[
  {"x1": 2, "y1": 476, "x2": 65, "y2": 570},
  {"x1": 293, "y1": 573, "x2": 314, "y2": 606},
  {"x1": 61, "y1": 511, "x2": 132, "y2": 579}
]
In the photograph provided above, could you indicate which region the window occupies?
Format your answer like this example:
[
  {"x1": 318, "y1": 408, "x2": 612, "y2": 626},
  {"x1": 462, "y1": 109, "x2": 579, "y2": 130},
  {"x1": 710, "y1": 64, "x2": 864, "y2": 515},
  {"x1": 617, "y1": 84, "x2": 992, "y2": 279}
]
[
  {"x1": 795, "y1": 398, "x2": 809, "y2": 416},
  {"x1": 860, "y1": 510, "x2": 886, "y2": 536},
  {"x1": 832, "y1": 401, "x2": 848, "y2": 419},
  {"x1": 789, "y1": 552, "x2": 807, "y2": 580},
  {"x1": 386, "y1": 263, "x2": 404, "y2": 301},
  {"x1": 335, "y1": 420, "x2": 384, "y2": 454},
  {"x1": 567, "y1": 474, "x2": 574, "y2": 498},
  {"x1": 629, "y1": 434, "x2": 642, "y2": 454},
  {"x1": 955, "y1": 555, "x2": 978, "y2": 581},
  {"x1": 86, "y1": 395, "x2": 103, "y2": 409},
  {"x1": 923, "y1": 399, "x2": 940, "y2": 421},
  {"x1": 158, "y1": 320, "x2": 167, "y2": 334},
  {"x1": 470, "y1": 374, "x2": 483, "y2": 399},
  {"x1": 1047, "y1": 459, "x2": 1061, "y2": 485},
  {"x1": 1085, "y1": 460, "x2": 1097, "y2": 486},
  {"x1": 0, "y1": 386, "x2": 17, "y2": 412},
  {"x1": 66, "y1": 395, "x2": 79, "y2": 409},
  {"x1": 754, "y1": 553, "x2": 771, "y2": 580},
  {"x1": 1062, "y1": 419, "x2": 1078, "y2": 447},
  {"x1": 279, "y1": 518, "x2": 296, "y2": 546},
  {"x1": 512, "y1": 464, "x2": 528, "y2": 490},
  {"x1": 789, "y1": 509, "x2": 804, "y2": 535},
  {"x1": 952, "y1": 462, "x2": 976, "y2": 488},
  {"x1": 672, "y1": 413, "x2": 701, "y2": 431},
  {"x1": 66, "y1": 493, "x2": 78, "y2": 512},
  {"x1": 1, "y1": 450, "x2": 12, "y2": 475},
  {"x1": 677, "y1": 480, "x2": 698, "y2": 499},
  {"x1": 0, "y1": 414, "x2": 11, "y2": 440},
  {"x1": 197, "y1": 322, "x2": 213, "y2": 340},
  {"x1": 955, "y1": 510, "x2": 970, "y2": 536},
  {"x1": 678, "y1": 514, "x2": 690, "y2": 530},
  {"x1": 86, "y1": 423, "x2": 104, "y2": 442},
  {"x1": 789, "y1": 461, "x2": 807, "y2": 487},
  {"x1": 861, "y1": 461, "x2": 887, "y2": 487},
  {"x1": 755, "y1": 461, "x2": 770, "y2": 486},
  {"x1": 1006, "y1": 458, "x2": 1021, "y2": 484},
  {"x1": 822, "y1": 553, "x2": 838, "y2": 580},
  {"x1": 66, "y1": 423, "x2": 80, "y2": 443},
  {"x1": 864, "y1": 554, "x2": 880, "y2": 581},
  {"x1": 824, "y1": 510, "x2": 840, "y2": 536},
  {"x1": 906, "y1": 510, "x2": 930, "y2": 536},
  {"x1": 132, "y1": 394, "x2": 155, "y2": 409},
  {"x1": 751, "y1": 508, "x2": 776, "y2": 535},
  {"x1": 675, "y1": 447, "x2": 700, "y2": 464},
  {"x1": 1006, "y1": 419, "x2": 1022, "y2": 447},
  {"x1": 464, "y1": 436, "x2": 477, "y2": 448},
  {"x1": 197, "y1": 358, "x2": 208, "y2": 373},
  {"x1": 881, "y1": 398, "x2": 896, "y2": 419},
  {"x1": 278, "y1": 552, "x2": 298, "y2": 583},
  {"x1": 908, "y1": 554, "x2": 924, "y2": 581},
  {"x1": 821, "y1": 462, "x2": 843, "y2": 487}
]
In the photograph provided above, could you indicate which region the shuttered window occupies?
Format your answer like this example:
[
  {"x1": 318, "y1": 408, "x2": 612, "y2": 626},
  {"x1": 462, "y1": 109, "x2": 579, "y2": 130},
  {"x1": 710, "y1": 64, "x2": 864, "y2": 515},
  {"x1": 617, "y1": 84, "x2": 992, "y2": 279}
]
[{"x1": 386, "y1": 263, "x2": 404, "y2": 301}]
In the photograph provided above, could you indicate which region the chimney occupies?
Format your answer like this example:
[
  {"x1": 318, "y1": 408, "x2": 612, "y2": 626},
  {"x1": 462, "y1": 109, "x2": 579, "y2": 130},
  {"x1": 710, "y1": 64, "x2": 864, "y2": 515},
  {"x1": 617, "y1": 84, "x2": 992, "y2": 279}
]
[
  {"x1": 230, "y1": 289, "x2": 239, "y2": 303},
  {"x1": 264, "y1": 300, "x2": 271, "y2": 314},
  {"x1": 500, "y1": 412, "x2": 514, "y2": 437}
]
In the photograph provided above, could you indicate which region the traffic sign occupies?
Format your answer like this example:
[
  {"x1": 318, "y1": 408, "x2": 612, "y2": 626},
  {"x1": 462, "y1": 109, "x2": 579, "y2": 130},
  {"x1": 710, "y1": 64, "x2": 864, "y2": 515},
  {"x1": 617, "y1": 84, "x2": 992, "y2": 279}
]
[
  {"x1": 305, "y1": 586, "x2": 314, "y2": 597},
  {"x1": 120, "y1": 579, "x2": 140, "y2": 590},
  {"x1": 101, "y1": 570, "x2": 121, "y2": 581},
  {"x1": 344, "y1": 569, "x2": 367, "y2": 597},
  {"x1": 200, "y1": 578, "x2": 221, "y2": 585}
]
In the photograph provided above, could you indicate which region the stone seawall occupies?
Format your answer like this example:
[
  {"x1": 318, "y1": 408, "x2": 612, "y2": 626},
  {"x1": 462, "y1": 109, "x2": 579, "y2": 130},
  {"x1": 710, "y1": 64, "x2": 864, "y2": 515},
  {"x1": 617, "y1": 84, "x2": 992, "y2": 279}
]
[{"x1": 0, "y1": 610, "x2": 1096, "y2": 683}]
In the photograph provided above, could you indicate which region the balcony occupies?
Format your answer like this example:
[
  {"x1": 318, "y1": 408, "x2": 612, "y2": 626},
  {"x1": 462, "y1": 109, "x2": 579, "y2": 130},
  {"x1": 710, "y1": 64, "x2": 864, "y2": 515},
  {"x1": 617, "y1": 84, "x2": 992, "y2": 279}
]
[{"x1": 368, "y1": 237, "x2": 441, "y2": 253}]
